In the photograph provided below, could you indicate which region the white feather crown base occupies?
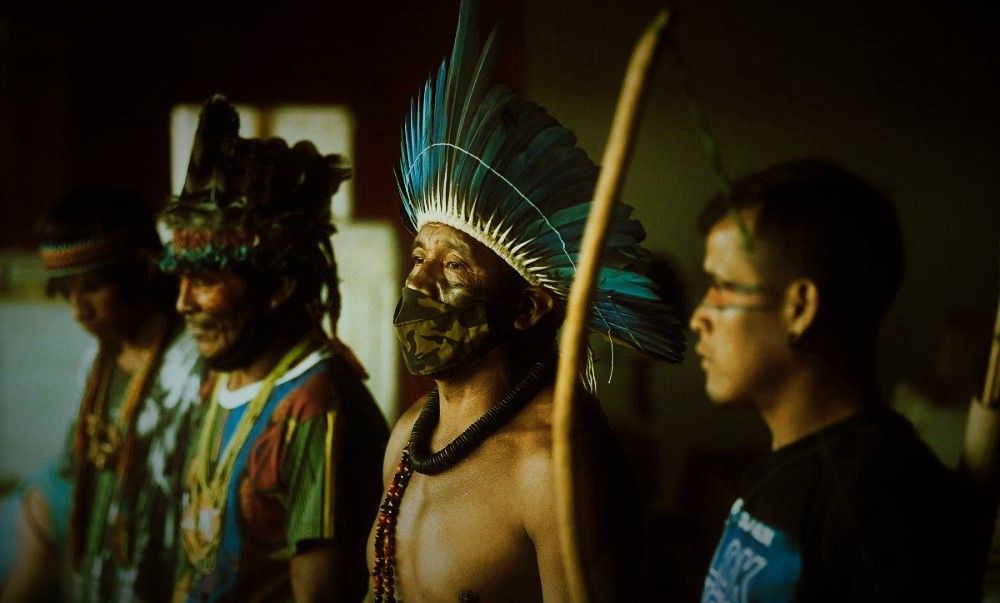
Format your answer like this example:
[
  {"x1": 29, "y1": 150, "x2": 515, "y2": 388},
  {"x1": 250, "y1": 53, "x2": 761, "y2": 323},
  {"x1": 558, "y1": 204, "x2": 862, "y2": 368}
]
[
  {"x1": 403, "y1": 141, "x2": 581, "y2": 295},
  {"x1": 414, "y1": 211, "x2": 551, "y2": 291}
]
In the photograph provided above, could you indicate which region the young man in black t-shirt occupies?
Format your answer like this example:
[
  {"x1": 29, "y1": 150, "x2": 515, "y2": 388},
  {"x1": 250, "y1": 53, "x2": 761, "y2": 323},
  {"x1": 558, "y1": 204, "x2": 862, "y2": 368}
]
[{"x1": 690, "y1": 159, "x2": 980, "y2": 602}]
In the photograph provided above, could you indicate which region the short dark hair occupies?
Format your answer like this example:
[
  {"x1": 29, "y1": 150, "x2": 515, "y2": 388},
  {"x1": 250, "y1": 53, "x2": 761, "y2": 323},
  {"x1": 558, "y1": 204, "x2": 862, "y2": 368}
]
[{"x1": 699, "y1": 158, "x2": 905, "y2": 335}]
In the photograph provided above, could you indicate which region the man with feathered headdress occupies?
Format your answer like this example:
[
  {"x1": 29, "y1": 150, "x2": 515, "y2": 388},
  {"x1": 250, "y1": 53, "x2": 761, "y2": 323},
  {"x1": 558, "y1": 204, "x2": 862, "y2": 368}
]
[
  {"x1": 365, "y1": 3, "x2": 685, "y2": 601},
  {"x1": 161, "y1": 95, "x2": 389, "y2": 602}
]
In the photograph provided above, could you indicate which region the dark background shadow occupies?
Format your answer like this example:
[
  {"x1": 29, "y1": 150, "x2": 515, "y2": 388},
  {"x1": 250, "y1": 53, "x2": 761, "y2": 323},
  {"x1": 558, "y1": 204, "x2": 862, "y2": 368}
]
[{"x1": 2, "y1": 0, "x2": 998, "y2": 598}]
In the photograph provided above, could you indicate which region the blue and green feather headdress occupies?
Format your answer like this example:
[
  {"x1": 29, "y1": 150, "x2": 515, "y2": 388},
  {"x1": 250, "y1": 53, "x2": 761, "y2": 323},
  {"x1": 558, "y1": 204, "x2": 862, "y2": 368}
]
[{"x1": 398, "y1": 0, "x2": 684, "y2": 363}]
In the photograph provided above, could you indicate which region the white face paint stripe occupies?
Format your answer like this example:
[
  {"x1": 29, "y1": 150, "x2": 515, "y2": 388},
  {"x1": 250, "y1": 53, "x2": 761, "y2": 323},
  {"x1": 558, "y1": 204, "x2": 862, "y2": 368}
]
[{"x1": 702, "y1": 303, "x2": 777, "y2": 313}]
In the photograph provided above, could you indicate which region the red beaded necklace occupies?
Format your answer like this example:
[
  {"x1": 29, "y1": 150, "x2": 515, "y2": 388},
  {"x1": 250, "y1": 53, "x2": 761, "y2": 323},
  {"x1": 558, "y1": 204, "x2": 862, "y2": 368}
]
[
  {"x1": 370, "y1": 352, "x2": 554, "y2": 602},
  {"x1": 371, "y1": 445, "x2": 413, "y2": 603}
]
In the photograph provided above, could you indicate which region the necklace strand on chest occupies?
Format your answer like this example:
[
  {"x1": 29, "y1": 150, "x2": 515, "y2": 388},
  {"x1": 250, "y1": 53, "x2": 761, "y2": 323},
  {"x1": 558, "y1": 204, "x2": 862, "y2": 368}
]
[
  {"x1": 85, "y1": 318, "x2": 171, "y2": 471},
  {"x1": 70, "y1": 314, "x2": 174, "y2": 567},
  {"x1": 181, "y1": 338, "x2": 312, "y2": 575},
  {"x1": 371, "y1": 351, "x2": 555, "y2": 602}
]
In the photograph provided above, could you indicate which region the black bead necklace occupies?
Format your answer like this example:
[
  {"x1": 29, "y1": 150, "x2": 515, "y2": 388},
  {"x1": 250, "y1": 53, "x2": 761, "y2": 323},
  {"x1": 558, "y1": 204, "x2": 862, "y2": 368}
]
[
  {"x1": 370, "y1": 351, "x2": 555, "y2": 602},
  {"x1": 408, "y1": 352, "x2": 555, "y2": 475}
]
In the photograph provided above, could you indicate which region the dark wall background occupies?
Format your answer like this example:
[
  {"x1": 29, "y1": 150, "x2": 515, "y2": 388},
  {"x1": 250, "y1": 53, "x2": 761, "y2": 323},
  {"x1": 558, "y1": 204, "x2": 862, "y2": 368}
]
[
  {"x1": 2, "y1": 0, "x2": 998, "y2": 598},
  {"x1": 0, "y1": 0, "x2": 524, "y2": 412},
  {"x1": 0, "y1": 1, "x2": 524, "y2": 234},
  {"x1": 523, "y1": 1, "x2": 998, "y2": 596}
]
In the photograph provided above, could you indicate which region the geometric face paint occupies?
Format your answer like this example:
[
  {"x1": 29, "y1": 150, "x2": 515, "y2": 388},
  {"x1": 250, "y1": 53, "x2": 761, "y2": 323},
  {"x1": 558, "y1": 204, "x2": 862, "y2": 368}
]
[
  {"x1": 690, "y1": 211, "x2": 793, "y2": 407},
  {"x1": 700, "y1": 276, "x2": 776, "y2": 312}
]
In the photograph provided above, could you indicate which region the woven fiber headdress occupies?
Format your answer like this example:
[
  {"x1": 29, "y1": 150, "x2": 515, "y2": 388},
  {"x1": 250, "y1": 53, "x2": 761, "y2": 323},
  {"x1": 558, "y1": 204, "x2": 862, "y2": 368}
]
[
  {"x1": 398, "y1": 1, "x2": 684, "y2": 363},
  {"x1": 160, "y1": 94, "x2": 350, "y2": 323},
  {"x1": 39, "y1": 187, "x2": 162, "y2": 279}
]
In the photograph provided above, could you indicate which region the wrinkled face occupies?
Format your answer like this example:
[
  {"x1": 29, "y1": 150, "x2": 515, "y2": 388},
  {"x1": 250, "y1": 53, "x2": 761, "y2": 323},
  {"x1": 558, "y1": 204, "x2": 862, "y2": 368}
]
[
  {"x1": 53, "y1": 273, "x2": 131, "y2": 342},
  {"x1": 689, "y1": 213, "x2": 792, "y2": 408},
  {"x1": 176, "y1": 270, "x2": 257, "y2": 361},
  {"x1": 406, "y1": 222, "x2": 519, "y2": 307}
]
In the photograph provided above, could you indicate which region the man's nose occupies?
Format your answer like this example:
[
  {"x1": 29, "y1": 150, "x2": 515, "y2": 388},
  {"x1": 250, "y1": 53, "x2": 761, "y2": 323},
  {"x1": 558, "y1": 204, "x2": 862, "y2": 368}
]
[
  {"x1": 176, "y1": 277, "x2": 196, "y2": 315},
  {"x1": 405, "y1": 262, "x2": 439, "y2": 299},
  {"x1": 689, "y1": 299, "x2": 712, "y2": 337}
]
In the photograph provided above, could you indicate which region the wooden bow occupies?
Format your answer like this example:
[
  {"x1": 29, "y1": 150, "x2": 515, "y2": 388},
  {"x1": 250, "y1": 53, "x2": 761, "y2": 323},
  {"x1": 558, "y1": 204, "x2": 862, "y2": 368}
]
[
  {"x1": 552, "y1": 9, "x2": 672, "y2": 602},
  {"x1": 961, "y1": 271, "x2": 1000, "y2": 572}
]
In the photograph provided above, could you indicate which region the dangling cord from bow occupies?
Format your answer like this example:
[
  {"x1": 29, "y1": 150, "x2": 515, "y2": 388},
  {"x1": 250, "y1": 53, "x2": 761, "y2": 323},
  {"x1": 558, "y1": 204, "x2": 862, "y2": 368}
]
[
  {"x1": 960, "y1": 240, "x2": 1000, "y2": 575},
  {"x1": 552, "y1": 9, "x2": 672, "y2": 603},
  {"x1": 667, "y1": 36, "x2": 753, "y2": 250}
]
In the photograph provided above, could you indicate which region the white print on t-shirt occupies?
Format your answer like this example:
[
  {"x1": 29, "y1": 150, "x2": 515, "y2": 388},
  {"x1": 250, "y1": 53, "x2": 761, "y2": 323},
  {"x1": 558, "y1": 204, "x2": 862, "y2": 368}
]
[
  {"x1": 730, "y1": 499, "x2": 776, "y2": 547},
  {"x1": 702, "y1": 498, "x2": 801, "y2": 603},
  {"x1": 704, "y1": 539, "x2": 768, "y2": 603}
]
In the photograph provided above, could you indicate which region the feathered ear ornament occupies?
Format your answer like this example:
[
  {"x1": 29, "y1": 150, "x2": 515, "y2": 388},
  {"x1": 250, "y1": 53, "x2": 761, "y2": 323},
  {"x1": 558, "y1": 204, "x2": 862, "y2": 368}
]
[{"x1": 398, "y1": 0, "x2": 685, "y2": 368}]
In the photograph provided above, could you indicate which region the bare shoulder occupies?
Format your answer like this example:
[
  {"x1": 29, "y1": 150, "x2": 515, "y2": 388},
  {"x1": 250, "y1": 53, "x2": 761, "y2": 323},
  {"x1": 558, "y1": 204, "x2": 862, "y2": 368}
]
[
  {"x1": 505, "y1": 386, "x2": 642, "y2": 599},
  {"x1": 503, "y1": 385, "x2": 632, "y2": 500},
  {"x1": 492, "y1": 385, "x2": 556, "y2": 538}
]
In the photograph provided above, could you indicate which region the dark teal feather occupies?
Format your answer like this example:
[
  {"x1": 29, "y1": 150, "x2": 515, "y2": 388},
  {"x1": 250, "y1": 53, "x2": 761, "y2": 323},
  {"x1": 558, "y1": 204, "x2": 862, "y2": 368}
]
[{"x1": 397, "y1": 0, "x2": 685, "y2": 363}]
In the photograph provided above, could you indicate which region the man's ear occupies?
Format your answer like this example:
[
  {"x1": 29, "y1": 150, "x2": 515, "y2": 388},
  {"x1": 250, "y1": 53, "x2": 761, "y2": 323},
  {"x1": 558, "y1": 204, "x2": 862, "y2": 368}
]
[
  {"x1": 514, "y1": 287, "x2": 556, "y2": 331},
  {"x1": 782, "y1": 277, "x2": 819, "y2": 340},
  {"x1": 268, "y1": 276, "x2": 297, "y2": 311}
]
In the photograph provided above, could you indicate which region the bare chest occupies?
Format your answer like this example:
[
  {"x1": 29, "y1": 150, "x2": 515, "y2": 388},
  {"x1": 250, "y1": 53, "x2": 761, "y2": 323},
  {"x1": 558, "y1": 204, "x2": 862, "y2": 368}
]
[{"x1": 369, "y1": 455, "x2": 542, "y2": 602}]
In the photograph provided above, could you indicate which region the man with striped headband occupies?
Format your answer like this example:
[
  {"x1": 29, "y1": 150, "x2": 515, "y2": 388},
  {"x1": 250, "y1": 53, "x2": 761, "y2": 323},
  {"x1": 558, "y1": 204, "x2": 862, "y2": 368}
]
[
  {"x1": 1, "y1": 186, "x2": 203, "y2": 602},
  {"x1": 161, "y1": 96, "x2": 388, "y2": 602},
  {"x1": 365, "y1": 3, "x2": 685, "y2": 601}
]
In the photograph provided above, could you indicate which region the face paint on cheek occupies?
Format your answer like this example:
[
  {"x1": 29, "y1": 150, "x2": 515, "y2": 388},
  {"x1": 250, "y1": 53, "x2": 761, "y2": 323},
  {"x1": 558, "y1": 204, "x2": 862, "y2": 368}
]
[
  {"x1": 703, "y1": 303, "x2": 774, "y2": 315},
  {"x1": 702, "y1": 283, "x2": 777, "y2": 313},
  {"x1": 438, "y1": 286, "x2": 491, "y2": 309}
]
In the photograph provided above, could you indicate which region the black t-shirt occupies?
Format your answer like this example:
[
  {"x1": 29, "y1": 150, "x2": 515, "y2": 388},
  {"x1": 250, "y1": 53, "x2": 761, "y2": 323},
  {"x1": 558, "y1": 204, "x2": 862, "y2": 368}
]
[{"x1": 702, "y1": 406, "x2": 981, "y2": 603}]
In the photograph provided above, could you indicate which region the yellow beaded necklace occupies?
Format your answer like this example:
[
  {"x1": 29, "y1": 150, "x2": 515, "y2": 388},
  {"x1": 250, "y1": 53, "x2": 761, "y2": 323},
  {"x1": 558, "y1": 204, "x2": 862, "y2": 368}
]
[{"x1": 181, "y1": 338, "x2": 311, "y2": 575}]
